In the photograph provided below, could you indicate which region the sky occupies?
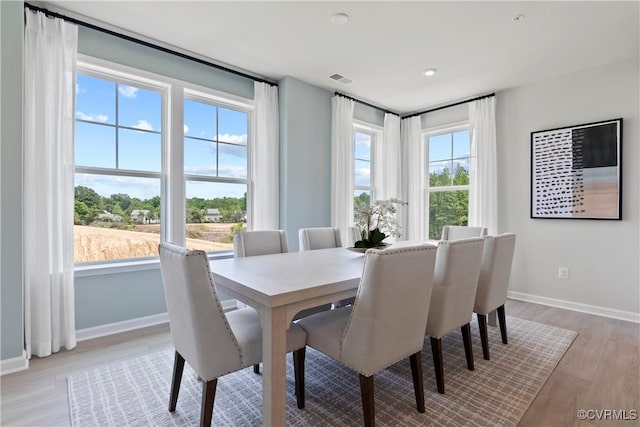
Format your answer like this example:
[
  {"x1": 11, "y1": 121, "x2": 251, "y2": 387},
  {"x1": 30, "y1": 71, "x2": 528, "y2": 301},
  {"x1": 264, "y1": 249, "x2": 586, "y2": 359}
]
[
  {"x1": 428, "y1": 129, "x2": 471, "y2": 184},
  {"x1": 75, "y1": 73, "x2": 470, "y2": 203},
  {"x1": 75, "y1": 73, "x2": 248, "y2": 200}
]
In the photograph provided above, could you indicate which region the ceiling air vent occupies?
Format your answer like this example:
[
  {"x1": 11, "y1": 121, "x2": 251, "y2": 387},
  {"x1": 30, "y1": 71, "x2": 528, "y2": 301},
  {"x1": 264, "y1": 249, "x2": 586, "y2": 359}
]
[{"x1": 329, "y1": 73, "x2": 354, "y2": 84}]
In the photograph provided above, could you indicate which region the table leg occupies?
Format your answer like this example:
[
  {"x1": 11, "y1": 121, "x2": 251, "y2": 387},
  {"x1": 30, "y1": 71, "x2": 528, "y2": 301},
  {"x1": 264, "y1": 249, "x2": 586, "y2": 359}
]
[
  {"x1": 261, "y1": 305, "x2": 288, "y2": 426},
  {"x1": 488, "y1": 309, "x2": 497, "y2": 327}
]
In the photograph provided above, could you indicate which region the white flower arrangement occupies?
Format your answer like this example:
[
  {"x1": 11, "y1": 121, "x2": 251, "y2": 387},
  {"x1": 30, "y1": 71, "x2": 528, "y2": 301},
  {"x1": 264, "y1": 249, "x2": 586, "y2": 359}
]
[{"x1": 353, "y1": 198, "x2": 406, "y2": 248}]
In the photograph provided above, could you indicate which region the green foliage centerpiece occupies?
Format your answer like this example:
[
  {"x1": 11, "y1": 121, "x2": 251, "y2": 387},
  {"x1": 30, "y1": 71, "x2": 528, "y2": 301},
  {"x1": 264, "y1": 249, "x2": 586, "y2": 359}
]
[{"x1": 353, "y1": 198, "x2": 406, "y2": 249}]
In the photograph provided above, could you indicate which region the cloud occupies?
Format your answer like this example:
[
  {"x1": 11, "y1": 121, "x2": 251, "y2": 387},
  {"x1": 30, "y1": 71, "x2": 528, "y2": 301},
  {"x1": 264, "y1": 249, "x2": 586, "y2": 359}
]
[
  {"x1": 354, "y1": 167, "x2": 371, "y2": 187},
  {"x1": 132, "y1": 120, "x2": 153, "y2": 131},
  {"x1": 218, "y1": 133, "x2": 247, "y2": 145},
  {"x1": 75, "y1": 173, "x2": 160, "y2": 199},
  {"x1": 218, "y1": 164, "x2": 248, "y2": 178},
  {"x1": 184, "y1": 166, "x2": 216, "y2": 175},
  {"x1": 184, "y1": 124, "x2": 190, "y2": 133},
  {"x1": 76, "y1": 111, "x2": 109, "y2": 123},
  {"x1": 183, "y1": 164, "x2": 248, "y2": 179},
  {"x1": 75, "y1": 83, "x2": 86, "y2": 94},
  {"x1": 118, "y1": 85, "x2": 138, "y2": 98},
  {"x1": 354, "y1": 133, "x2": 371, "y2": 147}
]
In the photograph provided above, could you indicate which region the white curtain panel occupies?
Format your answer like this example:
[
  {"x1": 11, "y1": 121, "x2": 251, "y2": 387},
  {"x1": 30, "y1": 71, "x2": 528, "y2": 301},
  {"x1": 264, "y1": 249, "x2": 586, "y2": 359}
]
[
  {"x1": 469, "y1": 97, "x2": 498, "y2": 235},
  {"x1": 252, "y1": 82, "x2": 280, "y2": 230},
  {"x1": 374, "y1": 113, "x2": 402, "y2": 201},
  {"x1": 401, "y1": 116, "x2": 425, "y2": 241},
  {"x1": 331, "y1": 96, "x2": 355, "y2": 243},
  {"x1": 23, "y1": 10, "x2": 78, "y2": 358}
]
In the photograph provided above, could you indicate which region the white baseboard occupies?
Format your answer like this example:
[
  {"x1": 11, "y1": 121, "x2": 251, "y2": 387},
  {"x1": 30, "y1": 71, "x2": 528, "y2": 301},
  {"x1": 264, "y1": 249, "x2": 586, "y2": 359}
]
[
  {"x1": 76, "y1": 313, "x2": 170, "y2": 342},
  {"x1": 508, "y1": 291, "x2": 640, "y2": 323},
  {"x1": 1, "y1": 351, "x2": 29, "y2": 376},
  {"x1": 76, "y1": 300, "x2": 238, "y2": 342}
]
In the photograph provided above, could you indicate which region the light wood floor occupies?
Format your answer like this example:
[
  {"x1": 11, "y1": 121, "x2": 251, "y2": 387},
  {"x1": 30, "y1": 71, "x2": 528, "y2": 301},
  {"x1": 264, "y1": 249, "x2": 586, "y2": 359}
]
[{"x1": 1, "y1": 299, "x2": 638, "y2": 427}]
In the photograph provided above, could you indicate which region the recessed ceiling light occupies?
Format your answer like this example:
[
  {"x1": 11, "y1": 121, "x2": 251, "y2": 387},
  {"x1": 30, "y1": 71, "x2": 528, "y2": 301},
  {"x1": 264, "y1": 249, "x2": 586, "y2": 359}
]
[
  {"x1": 331, "y1": 12, "x2": 350, "y2": 25},
  {"x1": 512, "y1": 14, "x2": 525, "y2": 22},
  {"x1": 423, "y1": 68, "x2": 437, "y2": 77}
]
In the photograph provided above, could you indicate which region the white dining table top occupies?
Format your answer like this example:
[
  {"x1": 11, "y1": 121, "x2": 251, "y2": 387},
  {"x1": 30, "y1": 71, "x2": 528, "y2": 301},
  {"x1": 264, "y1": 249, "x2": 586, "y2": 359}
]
[{"x1": 210, "y1": 247, "x2": 366, "y2": 308}]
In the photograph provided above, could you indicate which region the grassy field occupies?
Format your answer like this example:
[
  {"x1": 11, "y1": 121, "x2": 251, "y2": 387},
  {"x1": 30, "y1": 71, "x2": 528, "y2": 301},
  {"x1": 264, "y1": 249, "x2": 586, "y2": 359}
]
[{"x1": 74, "y1": 223, "x2": 239, "y2": 263}]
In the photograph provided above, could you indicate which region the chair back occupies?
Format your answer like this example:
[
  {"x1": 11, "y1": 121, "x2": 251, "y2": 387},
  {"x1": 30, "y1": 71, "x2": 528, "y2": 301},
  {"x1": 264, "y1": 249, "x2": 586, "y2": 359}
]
[
  {"x1": 474, "y1": 233, "x2": 516, "y2": 314},
  {"x1": 299, "y1": 227, "x2": 342, "y2": 251},
  {"x1": 233, "y1": 230, "x2": 288, "y2": 257},
  {"x1": 441, "y1": 225, "x2": 488, "y2": 241},
  {"x1": 341, "y1": 244, "x2": 437, "y2": 376},
  {"x1": 158, "y1": 243, "x2": 241, "y2": 381},
  {"x1": 426, "y1": 237, "x2": 485, "y2": 339},
  {"x1": 346, "y1": 226, "x2": 361, "y2": 247}
]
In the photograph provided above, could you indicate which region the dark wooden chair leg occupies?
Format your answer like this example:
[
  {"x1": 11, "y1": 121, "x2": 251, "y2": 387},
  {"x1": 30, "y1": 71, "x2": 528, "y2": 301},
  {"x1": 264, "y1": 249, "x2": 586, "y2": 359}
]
[
  {"x1": 253, "y1": 364, "x2": 260, "y2": 374},
  {"x1": 200, "y1": 379, "x2": 217, "y2": 427},
  {"x1": 359, "y1": 374, "x2": 375, "y2": 427},
  {"x1": 430, "y1": 337, "x2": 445, "y2": 394},
  {"x1": 293, "y1": 348, "x2": 306, "y2": 409},
  {"x1": 461, "y1": 323, "x2": 475, "y2": 371},
  {"x1": 169, "y1": 351, "x2": 185, "y2": 411},
  {"x1": 409, "y1": 351, "x2": 425, "y2": 413},
  {"x1": 477, "y1": 313, "x2": 490, "y2": 360},
  {"x1": 497, "y1": 305, "x2": 508, "y2": 344}
]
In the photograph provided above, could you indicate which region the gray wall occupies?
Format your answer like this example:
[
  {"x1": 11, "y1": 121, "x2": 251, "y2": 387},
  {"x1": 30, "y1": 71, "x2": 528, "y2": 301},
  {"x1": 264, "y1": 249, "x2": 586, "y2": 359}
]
[
  {"x1": 278, "y1": 77, "x2": 333, "y2": 251},
  {"x1": 496, "y1": 57, "x2": 639, "y2": 315},
  {"x1": 1, "y1": 0, "x2": 25, "y2": 360},
  {"x1": 75, "y1": 270, "x2": 167, "y2": 329},
  {"x1": 78, "y1": 27, "x2": 254, "y2": 100}
]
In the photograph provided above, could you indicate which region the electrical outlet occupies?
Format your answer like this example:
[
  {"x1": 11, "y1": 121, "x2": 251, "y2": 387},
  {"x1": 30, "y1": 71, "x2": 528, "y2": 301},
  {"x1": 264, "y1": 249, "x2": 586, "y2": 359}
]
[{"x1": 558, "y1": 267, "x2": 569, "y2": 279}]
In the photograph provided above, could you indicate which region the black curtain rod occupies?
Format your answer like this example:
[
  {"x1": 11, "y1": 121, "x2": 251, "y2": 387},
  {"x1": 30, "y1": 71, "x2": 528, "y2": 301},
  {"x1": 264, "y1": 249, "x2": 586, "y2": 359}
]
[
  {"x1": 24, "y1": 2, "x2": 277, "y2": 87},
  {"x1": 334, "y1": 92, "x2": 399, "y2": 116},
  {"x1": 401, "y1": 92, "x2": 495, "y2": 119}
]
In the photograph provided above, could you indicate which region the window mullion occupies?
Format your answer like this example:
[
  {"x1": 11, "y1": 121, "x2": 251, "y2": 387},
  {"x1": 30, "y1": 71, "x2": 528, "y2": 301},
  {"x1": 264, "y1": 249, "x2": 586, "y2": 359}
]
[{"x1": 167, "y1": 84, "x2": 185, "y2": 245}]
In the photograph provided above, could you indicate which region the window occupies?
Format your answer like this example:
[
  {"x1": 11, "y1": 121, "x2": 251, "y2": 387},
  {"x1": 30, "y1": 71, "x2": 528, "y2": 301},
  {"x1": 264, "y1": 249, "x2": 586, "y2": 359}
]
[
  {"x1": 353, "y1": 126, "x2": 374, "y2": 209},
  {"x1": 74, "y1": 70, "x2": 165, "y2": 263},
  {"x1": 426, "y1": 127, "x2": 471, "y2": 239},
  {"x1": 183, "y1": 94, "x2": 249, "y2": 253},
  {"x1": 74, "y1": 60, "x2": 252, "y2": 265}
]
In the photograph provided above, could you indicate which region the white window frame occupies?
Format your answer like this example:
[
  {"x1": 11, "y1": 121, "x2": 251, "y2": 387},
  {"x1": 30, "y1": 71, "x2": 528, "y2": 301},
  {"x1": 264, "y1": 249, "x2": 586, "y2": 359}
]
[
  {"x1": 74, "y1": 56, "x2": 253, "y2": 277},
  {"x1": 182, "y1": 88, "x2": 252, "y2": 238},
  {"x1": 424, "y1": 121, "x2": 472, "y2": 238},
  {"x1": 353, "y1": 120, "x2": 381, "y2": 204}
]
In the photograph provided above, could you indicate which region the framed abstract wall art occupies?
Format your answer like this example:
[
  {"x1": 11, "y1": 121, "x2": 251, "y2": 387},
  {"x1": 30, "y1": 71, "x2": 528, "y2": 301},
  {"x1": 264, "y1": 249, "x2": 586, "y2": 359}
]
[{"x1": 531, "y1": 118, "x2": 622, "y2": 220}]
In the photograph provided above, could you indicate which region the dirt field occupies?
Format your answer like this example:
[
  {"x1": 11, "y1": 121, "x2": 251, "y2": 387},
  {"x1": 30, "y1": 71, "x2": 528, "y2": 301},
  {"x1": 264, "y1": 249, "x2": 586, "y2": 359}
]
[{"x1": 74, "y1": 223, "x2": 238, "y2": 263}]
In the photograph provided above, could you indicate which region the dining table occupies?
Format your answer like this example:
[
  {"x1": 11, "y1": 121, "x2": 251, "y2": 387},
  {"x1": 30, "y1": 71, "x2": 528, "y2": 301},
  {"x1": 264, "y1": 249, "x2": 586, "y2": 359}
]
[{"x1": 210, "y1": 247, "x2": 366, "y2": 426}]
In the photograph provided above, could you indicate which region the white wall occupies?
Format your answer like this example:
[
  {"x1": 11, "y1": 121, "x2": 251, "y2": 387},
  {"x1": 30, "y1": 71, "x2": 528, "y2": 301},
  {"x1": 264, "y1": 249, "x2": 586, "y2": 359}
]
[{"x1": 496, "y1": 57, "x2": 639, "y2": 319}]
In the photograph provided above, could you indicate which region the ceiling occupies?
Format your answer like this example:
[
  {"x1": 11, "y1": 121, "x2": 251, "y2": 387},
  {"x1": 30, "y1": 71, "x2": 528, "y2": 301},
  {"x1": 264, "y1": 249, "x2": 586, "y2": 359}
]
[{"x1": 39, "y1": 1, "x2": 639, "y2": 115}]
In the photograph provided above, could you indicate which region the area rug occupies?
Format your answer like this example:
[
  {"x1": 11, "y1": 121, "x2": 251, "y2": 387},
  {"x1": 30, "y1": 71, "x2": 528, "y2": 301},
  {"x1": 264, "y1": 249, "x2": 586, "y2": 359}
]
[{"x1": 68, "y1": 316, "x2": 576, "y2": 426}]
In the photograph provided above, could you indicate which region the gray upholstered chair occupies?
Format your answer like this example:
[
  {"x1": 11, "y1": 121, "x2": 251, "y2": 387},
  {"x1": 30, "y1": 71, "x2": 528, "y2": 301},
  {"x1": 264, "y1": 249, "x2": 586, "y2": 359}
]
[
  {"x1": 157, "y1": 243, "x2": 307, "y2": 426},
  {"x1": 234, "y1": 230, "x2": 331, "y2": 373},
  {"x1": 426, "y1": 237, "x2": 485, "y2": 394},
  {"x1": 233, "y1": 229, "x2": 289, "y2": 258},
  {"x1": 441, "y1": 225, "x2": 488, "y2": 241},
  {"x1": 346, "y1": 226, "x2": 361, "y2": 247},
  {"x1": 474, "y1": 233, "x2": 516, "y2": 360},
  {"x1": 298, "y1": 244, "x2": 438, "y2": 427},
  {"x1": 298, "y1": 227, "x2": 342, "y2": 251},
  {"x1": 298, "y1": 227, "x2": 355, "y2": 308}
]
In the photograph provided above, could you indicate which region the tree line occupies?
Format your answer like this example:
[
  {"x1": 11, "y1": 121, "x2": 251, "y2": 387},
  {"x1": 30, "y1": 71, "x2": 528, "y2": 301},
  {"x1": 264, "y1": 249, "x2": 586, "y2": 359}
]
[
  {"x1": 353, "y1": 165, "x2": 468, "y2": 240},
  {"x1": 74, "y1": 186, "x2": 247, "y2": 225},
  {"x1": 428, "y1": 165, "x2": 469, "y2": 239}
]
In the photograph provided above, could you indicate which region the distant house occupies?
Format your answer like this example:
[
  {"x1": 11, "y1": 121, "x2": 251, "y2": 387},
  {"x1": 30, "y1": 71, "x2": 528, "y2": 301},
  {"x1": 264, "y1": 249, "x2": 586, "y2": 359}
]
[
  {"x1": 204, "y1": 208, "x2": 221, "y2": 222},
  {"x1": 130, "y1": 209, "x2": 150, "y2": 223},
  {"x1": 97, "y1": 210, "x2": 122, "y2": 222}
]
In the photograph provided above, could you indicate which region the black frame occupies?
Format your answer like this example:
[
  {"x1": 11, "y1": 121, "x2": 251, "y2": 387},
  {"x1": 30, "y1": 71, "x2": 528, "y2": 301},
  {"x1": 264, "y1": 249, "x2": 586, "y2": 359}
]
[{"x1": 530, "y1": 118, "x2": 622, "y2": 220}]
